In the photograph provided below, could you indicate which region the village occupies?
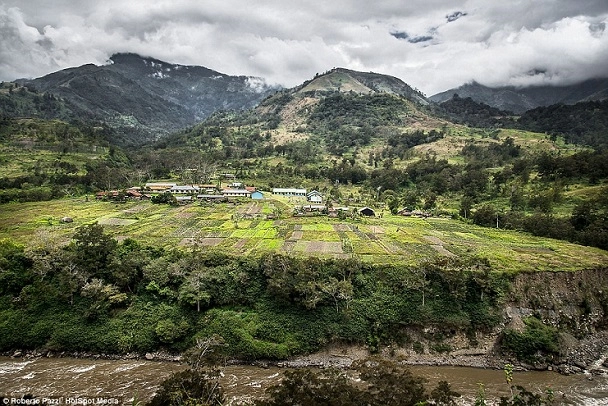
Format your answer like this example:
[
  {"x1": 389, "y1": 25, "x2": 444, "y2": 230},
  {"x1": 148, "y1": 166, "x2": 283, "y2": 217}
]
[{"x1": 95, "y1": 179, "x2": 438, "y2": 219}]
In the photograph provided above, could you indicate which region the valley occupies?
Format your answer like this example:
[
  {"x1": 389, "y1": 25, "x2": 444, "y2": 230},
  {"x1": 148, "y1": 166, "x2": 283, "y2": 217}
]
[{"x1": 1, "y1": 55, "x2": 608, "y2": 404}]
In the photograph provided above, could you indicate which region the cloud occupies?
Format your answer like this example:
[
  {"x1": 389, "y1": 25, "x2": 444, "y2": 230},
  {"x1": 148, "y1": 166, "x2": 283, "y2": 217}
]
[
  {"x1": 390, "y1": 31, "x2": 435, "y2": 44},
  {"x1": 446, "y1": 11, "x2": 467, "y2": 23},
  {"x1": 0, "y1": 1, "x2": 607, "y2": 95}
]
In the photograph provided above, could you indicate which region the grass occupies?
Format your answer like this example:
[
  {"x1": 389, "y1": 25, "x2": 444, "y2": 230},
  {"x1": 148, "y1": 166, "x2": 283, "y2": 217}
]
[{"x1": 1, "y1": 197, "x2": 607, "y2": 272}]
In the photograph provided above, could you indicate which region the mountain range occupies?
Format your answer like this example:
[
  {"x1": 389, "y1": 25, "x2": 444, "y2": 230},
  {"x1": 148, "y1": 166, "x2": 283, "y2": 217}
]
[
  {"x1": 5, "y1": 53, "x2": 608, "y2": 145},
  {"x1": 430, "y1": 79, "x2": 608, "y2": 113}
]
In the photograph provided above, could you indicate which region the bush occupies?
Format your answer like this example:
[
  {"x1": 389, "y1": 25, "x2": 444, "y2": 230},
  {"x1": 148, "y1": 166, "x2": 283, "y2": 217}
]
[
  {"x1": 147, "y1": 369, "x2": 224, "y2": 406},
  {"x1": 501, "y1": 317, "x2": 560, "y2": 363}
]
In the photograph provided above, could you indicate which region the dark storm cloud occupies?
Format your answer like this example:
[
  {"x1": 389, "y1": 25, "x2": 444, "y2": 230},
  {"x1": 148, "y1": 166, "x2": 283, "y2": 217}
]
[
  {"x1": 0, "y1": 0, "x2": 607, "y2": 94},
  {"x1": 446, "y1": 11, "x2": 467, "y2": 23},
  {"x1": 389, "y1": 31, "x2": 408, "y2": 40},
  {"x1": 391, "y1": 30, "x2": 435, "y2": 44}
]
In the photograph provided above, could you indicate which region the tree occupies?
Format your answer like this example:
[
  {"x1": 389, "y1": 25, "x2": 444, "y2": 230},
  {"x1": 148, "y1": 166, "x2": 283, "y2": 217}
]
[
  {"x1": 72, "y1": 223, "x2": 117, "y2": 280},
  {"x1": 430, "y1": 381, "x2": 461, "y2": 405},
  {"x1": 58, "y1": 259, "x2": 86, "y2": 305},
  {"x1": 80, "y1": 278, "x2": 127, "y2": 318},
  {"x1": 25, "y1": 229, "x2": 66, "y2": 281},
  {"x1": 0, "y1": 239, "x2": 33, "y2": 296},
  {"x1": 321, "y1": 277, "x2": 353, "y2": 312},
  {"x1": 354, "y1": 358, "x2": 428, "y2": 406},
  {"x1": 184, "y1": 335, "x2": 227, "y2": 370},
  {"x1": 151, "y1": 191, "x2": 177, "y2": 205},
  {"x1": 256, "y1": 368, "x2": 365, "y2": 406},
  {"x1": 459, "y1": 196, "x2": 474, "y2": 219},
  {"x1": 179, "y1": 269, "x2": 211, "y2": 312},
  {"x1": 147, "y1": 369, "x2": 225, "y2": 406}
]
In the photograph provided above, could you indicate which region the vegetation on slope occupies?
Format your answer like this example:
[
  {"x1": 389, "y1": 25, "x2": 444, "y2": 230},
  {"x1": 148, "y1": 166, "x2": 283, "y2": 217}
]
[{"x1": 0, "y1": 224, "x2": 510, "y2": 358}]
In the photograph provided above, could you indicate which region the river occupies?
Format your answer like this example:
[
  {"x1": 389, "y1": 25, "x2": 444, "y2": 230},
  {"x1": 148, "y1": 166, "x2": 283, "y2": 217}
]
[{"x1": 1, "y1": 357, "x2": 607, "y2": 405}]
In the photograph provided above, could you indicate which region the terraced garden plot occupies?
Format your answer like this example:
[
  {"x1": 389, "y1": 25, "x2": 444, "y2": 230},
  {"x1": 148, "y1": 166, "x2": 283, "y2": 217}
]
[
  {"x1": 333, "y1": 224, "x2": 352, "y2": 232},
  {"x1": 301, "y1": 223, "x2": 335, "y2": 232},
  {"x1": 202, "y1": 230, "x2": 233, "y2": 238},
  {"x1": 196, "y1": 220, "x2": 226, "y2": 228},
  {"x1": 196, "y1": 237, "x2": 225, "y2": 246},
  {"x1": 254, "y1": 228, "x2": 278, "y2": 238},
  {"x1": 282, "y1": 240, "x2": 297, "y2": 252},
  {"x1": 373, "y1": 239, "x2": 402, "y2": 255},
  {"x1": 238, "y1": 202, "x2": 262, "y2": 215},
  {"x1": 290, "y1": 230, "x2": 303, "y2": 240},
  {"x1": 351, "y1": 240, "x2": 388, "y2": 255},
  {"x1": 233, "y1": 239, "x2": 249, "y2": 250},
  {"x1": 300, "y1": 231, "x2": 341, "y2": 242},
  {"x1": 255, "y1": 239, "x2": 283, "y2": 251},
  {"x1": 98, "y1": 218, "x2": 138, "y2": 226},
  {"x1": 364, "y1": 225, "x2": 385, "y2": 234},
  {"x1": 292, "y1": 240, "x2": 344, "y2": 255},
  {"x1": 391, "y1": 229, "x2": 423, "y2": 244},
  {"x1": 2, "y1": 200, "x2": 608, "y2": 272}
]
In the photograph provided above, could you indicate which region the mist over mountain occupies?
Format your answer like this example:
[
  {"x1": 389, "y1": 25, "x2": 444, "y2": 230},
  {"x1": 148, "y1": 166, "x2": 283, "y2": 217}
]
[
  {"x1": 430, "y1": 78, "x2": 608, "y2": 113},
  {"x1": 15, "y1": 53, "x2": 277, "y2": 144}
]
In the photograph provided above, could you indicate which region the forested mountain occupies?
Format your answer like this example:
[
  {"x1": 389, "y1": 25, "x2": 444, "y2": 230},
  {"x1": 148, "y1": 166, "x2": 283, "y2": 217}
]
[
  {"x1": 160, "y1": 67, "x2": 443, "y2": 161},
  {"x1": 430, "y1": 78, "x2": 608, "y2": 113},
  {"x1": 515, "y1": 99, "x2": 608, "y2": 148},
  {"x1": 11, "y1": 53, "x2": 276, "y2": 144},
  {"x1": 433, "y1": 93, "x2": 513, "y2": 128}
]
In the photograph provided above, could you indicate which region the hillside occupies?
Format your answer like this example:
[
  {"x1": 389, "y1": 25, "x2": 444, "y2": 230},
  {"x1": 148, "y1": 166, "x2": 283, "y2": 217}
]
[
  {"x1": 13, "y1": 53, "x2": 277, "y2": 145},
  {"x1": 430, "y1": 78, "x2": 608, "y2": 113},
  {"x1": 177, "y1": 68, "x2": 445, "y2": 153},
  {"x1": 515, "y1": 99, "x2": 608, "y2": 148}
]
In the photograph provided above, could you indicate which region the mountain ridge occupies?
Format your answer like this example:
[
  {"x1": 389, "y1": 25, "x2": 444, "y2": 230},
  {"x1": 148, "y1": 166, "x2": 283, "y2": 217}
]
[
  {"x1": 15, "y1": 53, "x2": 277, "y2": 144},
  {"x1": 430, "y1": 78, "x2": 608, "y2": 113}
]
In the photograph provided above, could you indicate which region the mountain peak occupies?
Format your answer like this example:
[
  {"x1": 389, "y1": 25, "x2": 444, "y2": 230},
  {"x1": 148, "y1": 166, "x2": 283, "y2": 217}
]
[
  {"x1": 108, "y1": 52, "x2": 161, "y2": 65},
  {"x1": 296, "y1": 68, "x2": 429, "y2": 105},
  {"x1": 20, "y1": 53, "x2": 276, "y2": 145}
]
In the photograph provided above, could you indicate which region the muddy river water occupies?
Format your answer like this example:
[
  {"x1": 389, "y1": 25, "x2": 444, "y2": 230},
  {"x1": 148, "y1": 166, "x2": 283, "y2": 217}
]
[{"x1": 1, "y1": 357, "x2": 607, "y2": 405}]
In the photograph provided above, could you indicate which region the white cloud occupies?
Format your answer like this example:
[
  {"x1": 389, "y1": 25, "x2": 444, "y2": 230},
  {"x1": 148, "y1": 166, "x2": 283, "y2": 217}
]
[{"x1": 0, "y1": 1, "x2": 607, "y2": 95}]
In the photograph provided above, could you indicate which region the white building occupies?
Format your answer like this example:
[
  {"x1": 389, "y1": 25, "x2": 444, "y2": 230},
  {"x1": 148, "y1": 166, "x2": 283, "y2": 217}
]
[
  {"x1": 307, "y1": 190, "x2": 323, "y2": 203},
  {"x1": 168, "y1": 185, "x2": 200, "y2": 194},
  {"x1": 272, "y1": 188, "x2": 307, "y2": 197},
  {"x1": 222, "y1": 189, "x2": 251, "y2": 198}
]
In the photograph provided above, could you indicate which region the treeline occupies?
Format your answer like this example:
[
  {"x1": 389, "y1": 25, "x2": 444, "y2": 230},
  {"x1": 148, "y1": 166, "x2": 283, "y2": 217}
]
[
  {"x1": 0, "y1": 150, "x2": 134, "y2": 204},
  {"x1": 516, "y1": 100, "x2": 608, "y2": 149},
  {"x1": 0, "y1": 83, "x2": 77, "y2": 122},
  {"x1": 308, "y1": 93, "x2": 408, "y2": 129},
  {"x1": 0, "y1": 225, "x2": 516, "y2": 361},
  {"x1": 471, "y1": 196, "x2": 608, "y2": 250}
]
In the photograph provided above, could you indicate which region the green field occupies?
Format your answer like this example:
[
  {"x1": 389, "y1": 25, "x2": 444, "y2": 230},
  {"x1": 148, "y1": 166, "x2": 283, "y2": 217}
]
[{"x1": 2, "y1": 197, "x2": 607, "y2": 272}]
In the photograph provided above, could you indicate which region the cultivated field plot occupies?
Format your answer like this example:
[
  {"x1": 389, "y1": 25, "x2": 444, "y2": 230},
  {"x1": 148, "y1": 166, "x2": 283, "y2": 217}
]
[{"x1": 1, "y1": 199, "x2": 608, "y2": 272}]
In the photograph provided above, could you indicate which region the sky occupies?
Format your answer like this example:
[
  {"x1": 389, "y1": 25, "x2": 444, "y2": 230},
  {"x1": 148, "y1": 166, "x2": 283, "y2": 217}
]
[{"x1": 1, "y1": 0, "x2": 607, "y2": 95}]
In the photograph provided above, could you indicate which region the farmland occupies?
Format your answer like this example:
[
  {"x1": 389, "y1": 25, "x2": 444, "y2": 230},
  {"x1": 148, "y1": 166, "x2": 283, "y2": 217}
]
[{"x1": 2, "y1": 197, "x2": 607, "y2": 272}]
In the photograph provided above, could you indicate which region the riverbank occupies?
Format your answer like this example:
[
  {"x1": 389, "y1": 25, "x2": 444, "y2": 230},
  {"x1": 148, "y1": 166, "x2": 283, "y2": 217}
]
[
  {"x1": 5, "y1": 330, "x2": 608, "y2": 377},
  {"x1": 277, "y1": 332, "x2": 608, "y2": 377},
  {"x1": 2, "y1": 355, "x2": 608, "y2": 405}
]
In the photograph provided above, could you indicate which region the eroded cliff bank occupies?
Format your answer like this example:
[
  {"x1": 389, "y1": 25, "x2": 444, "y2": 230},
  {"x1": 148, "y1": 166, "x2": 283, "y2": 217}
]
[{"x1": 283, "y1": 268, "x2": 608, "y2": 375}]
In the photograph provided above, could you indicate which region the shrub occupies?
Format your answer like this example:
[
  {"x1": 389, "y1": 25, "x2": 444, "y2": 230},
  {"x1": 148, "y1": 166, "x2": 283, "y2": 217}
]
[
  {"x1": 147, "y1": 369, "x2": 224, "y2": 406},
  {"x1": 501, "y1": 317, "x2": 560, "y2": 363}
]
